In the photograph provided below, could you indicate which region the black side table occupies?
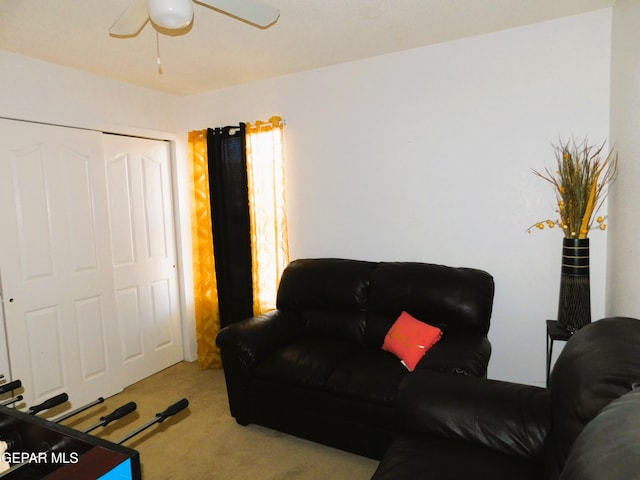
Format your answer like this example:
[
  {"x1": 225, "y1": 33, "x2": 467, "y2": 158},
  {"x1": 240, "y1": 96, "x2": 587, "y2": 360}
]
[{"x1": 546, "y1": 320, "x2": 572, "y2": 386}]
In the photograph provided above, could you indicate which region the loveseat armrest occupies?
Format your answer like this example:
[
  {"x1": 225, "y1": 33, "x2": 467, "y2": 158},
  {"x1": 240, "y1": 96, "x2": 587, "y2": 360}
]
[
  {"x1": 216, "y1": 309, "x2": 303, "y2": 369},
  {"x1": 397, "y1": 370, "x2": 550, "y2": 460}
]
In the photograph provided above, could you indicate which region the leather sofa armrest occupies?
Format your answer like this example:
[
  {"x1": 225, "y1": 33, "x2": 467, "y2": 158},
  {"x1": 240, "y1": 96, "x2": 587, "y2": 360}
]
[
  {"x1": 559, "y1": 388, "x2": 640, "y2": 480},
  {"x1": 396, "y1": 370, "x2": 551, "y2": 460},
  {"x1": 216, "y1": 310, "x2": 303, "y2": 369}
]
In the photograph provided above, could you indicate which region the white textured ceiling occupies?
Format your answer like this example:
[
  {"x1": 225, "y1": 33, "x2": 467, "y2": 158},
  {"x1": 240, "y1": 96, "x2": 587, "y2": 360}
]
[{"x1": 0, "y1": 0, "x2": 615, "y2": 96}]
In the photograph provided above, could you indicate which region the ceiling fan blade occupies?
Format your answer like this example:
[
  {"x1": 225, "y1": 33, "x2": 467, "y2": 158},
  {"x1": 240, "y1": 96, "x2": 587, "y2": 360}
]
[
  {"x1": 110, "y1": 0, "x2": 151, "y2": 37},
  {"x1": 197, "y1": 0, "x2": 280, "y2": 28}
]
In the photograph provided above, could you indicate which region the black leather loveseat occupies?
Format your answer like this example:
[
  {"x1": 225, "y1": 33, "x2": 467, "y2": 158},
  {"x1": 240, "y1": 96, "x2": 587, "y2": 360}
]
[
  {"x1": 372, "y1": 316, "x2": 640, "y2": 480},
  {"x1": 216, "y1": 258, "x2": 495, "y2": 459}
]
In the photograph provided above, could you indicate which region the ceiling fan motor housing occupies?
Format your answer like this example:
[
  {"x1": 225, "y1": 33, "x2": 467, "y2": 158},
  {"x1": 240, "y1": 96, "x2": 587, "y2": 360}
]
[{"x1": 148, "y1": 0, "x2": 194, "y2": 29}]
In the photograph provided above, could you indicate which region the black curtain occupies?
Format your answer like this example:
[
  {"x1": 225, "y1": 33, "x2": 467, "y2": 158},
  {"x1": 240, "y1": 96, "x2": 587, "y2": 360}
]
[{"x1": 207, "y1": 125, "x2": 253, "y2": 328}]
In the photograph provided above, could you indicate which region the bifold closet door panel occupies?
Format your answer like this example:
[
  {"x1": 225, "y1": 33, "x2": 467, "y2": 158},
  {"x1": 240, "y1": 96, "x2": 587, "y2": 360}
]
[
  {"x1": 102, "y1": 134, "x2": 183, "y2": 388},
  {"x1": 0, "y1": 119, "x2": 123, "y2": 407}
]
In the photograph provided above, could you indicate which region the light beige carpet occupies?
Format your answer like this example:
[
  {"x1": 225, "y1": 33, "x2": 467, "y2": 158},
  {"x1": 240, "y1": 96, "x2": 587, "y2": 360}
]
[{"x1": 62, "y1": 361, "x2": 379, "y2": 479}]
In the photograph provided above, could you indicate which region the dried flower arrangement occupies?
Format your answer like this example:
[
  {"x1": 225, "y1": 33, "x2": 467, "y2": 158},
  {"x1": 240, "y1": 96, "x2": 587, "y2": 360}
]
[{"x1": 528, "y1": 138, "x2": 618, "y2": 239}]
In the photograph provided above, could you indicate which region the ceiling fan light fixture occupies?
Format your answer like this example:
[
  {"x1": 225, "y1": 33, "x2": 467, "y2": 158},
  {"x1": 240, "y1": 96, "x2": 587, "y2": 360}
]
[{"x1": 148, "y1": 0, "x2": 194, "y2": 29}]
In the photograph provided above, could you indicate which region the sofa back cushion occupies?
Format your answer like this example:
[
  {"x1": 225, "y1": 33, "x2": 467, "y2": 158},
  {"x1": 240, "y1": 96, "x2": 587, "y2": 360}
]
[
  {"x1": 277, "y1": 258, "x2": 376, "y2": 344},
  {"x1": 367, "y1": 262, "x2": 495, "y2": 337},
  {"x1": 277, "y1": 258, "x2": 375, "y2": 311},
  {"x1": 544, "y1": 317, "x2": 640, "y2": 479},
  {"x1": 275, "y1": 258, "x2": 495, "y2": 347}
]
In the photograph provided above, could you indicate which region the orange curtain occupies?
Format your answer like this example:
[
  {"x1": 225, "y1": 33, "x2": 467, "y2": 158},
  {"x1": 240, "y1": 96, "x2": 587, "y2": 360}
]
[
  {"x1": 246, "y1": 116, "x2": 290, "y2": 315},
  {"x1": 189, "y1": 130, "x2": 221, "y2": 369}
]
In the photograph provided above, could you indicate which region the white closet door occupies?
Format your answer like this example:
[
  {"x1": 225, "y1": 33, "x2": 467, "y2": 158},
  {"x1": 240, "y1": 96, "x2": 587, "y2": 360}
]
[
  {"x1": 0, "y1": 119, "x2": 123, "y2": 407},
  {"x1": 102, "y1": 134, "x2": 183, "y2": 387}
]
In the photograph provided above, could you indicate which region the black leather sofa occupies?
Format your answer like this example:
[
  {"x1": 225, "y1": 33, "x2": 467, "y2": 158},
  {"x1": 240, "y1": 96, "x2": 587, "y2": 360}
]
[
  {"x1": 372, "y1": 316, "x2": 640, "y2": 480},
  {"x1": 216, "y1": 258, "x2": 495, "y2": 459}
]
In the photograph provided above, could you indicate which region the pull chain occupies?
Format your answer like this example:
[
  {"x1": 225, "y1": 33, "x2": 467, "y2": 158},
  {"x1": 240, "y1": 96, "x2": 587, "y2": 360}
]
[{"x1": 156, "y1": 31, "x2": 163, "y2": 75}]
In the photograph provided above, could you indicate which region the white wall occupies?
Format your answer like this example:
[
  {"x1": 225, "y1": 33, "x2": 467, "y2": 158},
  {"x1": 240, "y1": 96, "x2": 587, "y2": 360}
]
[
  {"x1": 607, "y1": 0, "x2": 640, "y2": 318},
  {"x1": 185, "y1": 10, "x2": 612, "y2": 385},
  {"x1": 0, "y1": 51, "x2": 198, "y2": 362},
  {"x1": 0, "y1": 50, "x2": 183, "y2": 135}
]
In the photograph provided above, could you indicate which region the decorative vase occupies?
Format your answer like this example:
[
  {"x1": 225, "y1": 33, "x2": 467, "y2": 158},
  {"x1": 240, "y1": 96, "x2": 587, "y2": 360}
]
[{"x1": 557, "y1": 238, "x2": 591, "y2": 333}]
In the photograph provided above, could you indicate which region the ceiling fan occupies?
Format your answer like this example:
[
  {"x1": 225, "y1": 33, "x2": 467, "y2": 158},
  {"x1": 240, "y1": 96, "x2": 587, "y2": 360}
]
[{"x1": 110, "y1": 0, "x2": 280, "y2": 36}]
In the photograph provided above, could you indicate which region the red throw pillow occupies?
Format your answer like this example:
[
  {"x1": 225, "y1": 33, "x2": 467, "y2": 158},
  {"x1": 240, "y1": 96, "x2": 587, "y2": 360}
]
[{"x1": 382, "y1": 311, "x2": 442, "y2": 371}]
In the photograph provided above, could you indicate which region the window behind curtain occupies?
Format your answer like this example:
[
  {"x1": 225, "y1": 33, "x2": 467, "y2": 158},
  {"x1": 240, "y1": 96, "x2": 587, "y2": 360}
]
[{"x1": 246, "y1": 116, "x2": 289, "y2": 315}]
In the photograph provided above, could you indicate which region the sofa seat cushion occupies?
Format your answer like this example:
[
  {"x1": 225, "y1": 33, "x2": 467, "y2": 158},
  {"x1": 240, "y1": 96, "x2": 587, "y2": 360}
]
[
  {"x1": 253, "y1": 337, "x2": 357, "y2": 388},
  {"x1": 253, "y1": 338, "x2": 409, "y2": 405},
  {"x1": 325, "y1": 349, "x2": 409, "y2": 404},
  {"x1": 415, "y1": 334, "x2": 492, "y2": 377},
  {"x1": 372, "y1": 434, "x2": 539, "y2": 480},
  {"x1": 253, "y1": 335, "x2": 490, "y2": 404}
]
